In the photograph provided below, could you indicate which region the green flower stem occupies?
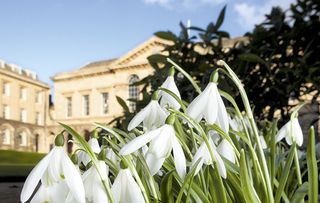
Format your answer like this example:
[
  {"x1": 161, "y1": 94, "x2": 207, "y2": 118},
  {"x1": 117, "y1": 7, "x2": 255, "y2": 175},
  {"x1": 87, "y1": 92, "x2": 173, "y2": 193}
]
[
  {"x1": 167, "y1": 58, "x2": 202, "y2": 94},
  {"x1": 158, "y1": 87, "x2": 187, "y2": 112},
  {"x1": 307, "y1": 126, "x2": 318, "y2": 203},
  {"x1": 218, "y1": 60, "x2": 273, "y2": 203}
]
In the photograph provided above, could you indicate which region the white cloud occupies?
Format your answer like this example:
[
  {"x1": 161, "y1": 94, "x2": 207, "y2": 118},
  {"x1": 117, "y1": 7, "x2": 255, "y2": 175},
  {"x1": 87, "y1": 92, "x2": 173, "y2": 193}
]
[
  {"x1": 234, "y1": 0, "x2": 295, "y2": 30},
  {"x1": 142, "y1": 0, "x2": 226, "y2": 10}
]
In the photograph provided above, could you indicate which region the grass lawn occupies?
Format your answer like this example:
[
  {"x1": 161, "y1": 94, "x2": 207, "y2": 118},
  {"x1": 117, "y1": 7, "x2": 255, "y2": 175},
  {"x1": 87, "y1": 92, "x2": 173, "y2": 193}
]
[{"x1": 0, "y1": 150, "x2": 46, "y2": 177}]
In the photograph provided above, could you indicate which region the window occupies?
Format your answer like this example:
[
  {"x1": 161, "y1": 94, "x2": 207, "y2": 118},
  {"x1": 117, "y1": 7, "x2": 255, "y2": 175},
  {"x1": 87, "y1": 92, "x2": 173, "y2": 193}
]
[
  {"x1": 129, "y1": 75, "x2": 139, "y2": 112},
  {"x1": 66, "y1": 97, "x2": 72, "y2": 117},
  {"x1": 35, "y1": 112, "x2": 41, "y2": 125},
  {"x1": 102, "y1": 92, "x2": 109, "y2": 115},
  {"x1": 36, "y1": 91, "x2": 42, "y2": 103},
  {"x1": 83, "y1": 95, "x2": 90, "y2": 116},
  {"x1": 3, "y1": 105, "x2": 10, "y2": 119},
  {"x1": 18, "y1": 131, "x2": 27, "y2": 146},
  {"x1": 20, "y1": 87, "x2": 27, "y2": 100},
  {"x1": 20, "y1": 108, "x2": 27, "y2": 122},
  {"x1": 2, "y1": 129, "x2": 10, "y2": 145},
  {"x1": 3, "y1": 82, "x2": 10, "y2": 96}
]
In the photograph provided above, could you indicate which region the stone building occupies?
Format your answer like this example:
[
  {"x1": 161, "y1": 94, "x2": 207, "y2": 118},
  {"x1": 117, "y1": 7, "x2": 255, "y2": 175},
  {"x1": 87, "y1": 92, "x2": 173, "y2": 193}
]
[
  {"x1": 49, "y1": 36, "x2": 170, "y2": 152},
  {"x1": 0, "y1": 59, "x2": 51, "y2": 152}
]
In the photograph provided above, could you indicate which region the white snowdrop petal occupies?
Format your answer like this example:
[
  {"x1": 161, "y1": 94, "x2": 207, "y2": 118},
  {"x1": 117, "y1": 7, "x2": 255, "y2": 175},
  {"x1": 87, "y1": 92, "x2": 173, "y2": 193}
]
[
  {"x1": 20, "y1": 149, "x2": 52, "y2": 203},
  {"x1": 123, "y1": 169, "x2": 145, "y2": 203},
  {"x1": 259, "y1": 136, "x2": 268, "y2": 149},
  {"x1": 276, "y1": 121, "x2": 289, "y2": 143},
  {"x1": 145, "y1": 152, "x2": 166, "y2": 176},
  {"x1": 293, "y1": 119, "x2": 303, "y2": 146},
  {"x1": 217, "y1": 139, "x2": 235, "y2": 164},
  {"x1": 62, "y1": 152, "x2": 85, "y2": 203},
  {"x1": 213, "y1": 149, "x2": 227, "y2": 179},
  {"x1": 111, "y1": 173, "x2": 122, "y2": 203},
  {"x1": 204, "y1": 84, "x2": 218, "y2": 124},
  {"x1": 186, "y1": 86, "x2": 209, "y2": 121},
  {"x1": 88, "y1": 138, "x2": 101, "y2": 153},
  {"x1": 119, "y1": 127, "x2": 160, "y2": 155},
  {"x1": 172, "y1": 136, "x2": 186, "y2": 179},
  {"x1": 93, "y1": 183, "x2": 109, "y2": 203},
  {"x1": 216, "y1": 92, "x2": 229, "y2": 133},
  {"x1": 128, "y1": 102, "x2": 151, "y2": 131},
  {"x1": 147, "y1": 125, "x2": 173, "y2": 158}
]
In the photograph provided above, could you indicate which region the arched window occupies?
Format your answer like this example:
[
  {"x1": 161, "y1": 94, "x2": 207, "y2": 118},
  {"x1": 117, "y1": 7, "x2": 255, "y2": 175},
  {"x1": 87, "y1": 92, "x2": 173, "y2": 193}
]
[
  {"x1": 1, "y1": 128, "x2": 10, "y2": 145},
  {"x1": 129, "y1": 75, "x2": 139, "y2": 112},
  {"x1": 18, "y1": 131, "x2": 27, "y2": 146}
]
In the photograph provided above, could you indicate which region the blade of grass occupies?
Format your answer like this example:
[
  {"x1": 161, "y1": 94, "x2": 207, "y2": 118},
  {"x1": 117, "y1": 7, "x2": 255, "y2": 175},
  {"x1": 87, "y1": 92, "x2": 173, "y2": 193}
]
[{"x1": 307, "y1": 126, "x2": 318, "y2": 203}]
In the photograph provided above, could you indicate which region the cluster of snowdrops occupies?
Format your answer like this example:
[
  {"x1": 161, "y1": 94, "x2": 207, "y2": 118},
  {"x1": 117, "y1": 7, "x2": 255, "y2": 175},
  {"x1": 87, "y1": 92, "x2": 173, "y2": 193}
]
[{"x1": 20, "y1": 59, "x2": 318, "y2": 203}]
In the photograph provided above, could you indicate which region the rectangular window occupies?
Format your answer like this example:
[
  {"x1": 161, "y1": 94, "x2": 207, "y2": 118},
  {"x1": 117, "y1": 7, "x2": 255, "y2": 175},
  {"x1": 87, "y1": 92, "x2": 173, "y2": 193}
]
[
  {"x1": 36, "y1": 91, "x2": 42, "y2": 103},
  {"x1": 102, "y1": 92, "x2": 109, "y2": 115},
  {"x1": 2, "y1": 129, "x2": 10, "y2": 145},
  {"x1": 3, "y1": 105, "x2": 10, "y2": 119},
  {"x1": 66, "y1": 97, "x2": 72, "y2": 117},
  {"x1": 20, "y1": 108, "x2": 27, "y2": 122},
  {"x1": 3, "y1": 82, "x2": 10, "y2": 96},
  {"x1": 20, "y1": 87, "x2": 27, "y2": 100},
  {"x1": 83, "y1": 95, "x2": 90, "y2": 116},
  {"x1": 36, "y1": 112, "x2": 41, "y2": 125}
]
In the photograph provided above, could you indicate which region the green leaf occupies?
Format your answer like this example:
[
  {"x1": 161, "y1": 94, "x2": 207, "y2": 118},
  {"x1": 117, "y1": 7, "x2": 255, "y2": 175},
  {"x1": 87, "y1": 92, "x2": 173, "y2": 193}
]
[
  {"x1": 216, "y1": 5, "x2": 227, "y2": 30},
  {"x1": 274, "y1": 144, "x2": 295, "y2": 203},
  {"x1": 147, "y1": 54, "x2": 167, "y2": 64},
  {"x1": 238, "y1": 53, "x2": 266, "y2": 65},
  {"x1": 154, "y1": 31, "x2": 177, "y2": 41},
  {"x1": 307, "y1": 126, "x2": 318, "y2": 203},
  {"x1": 239, "y1": 149, "x2": 261, "y2": 203},
  {"x1": 160, "y1": 170, "x2": 175, "y2": 203},
  {"x1": 291, "y1": 182, "x2": 309, "y2": 203},
  {"x1": 116, "y1": 96, "x2": 130, "y2": 113}
]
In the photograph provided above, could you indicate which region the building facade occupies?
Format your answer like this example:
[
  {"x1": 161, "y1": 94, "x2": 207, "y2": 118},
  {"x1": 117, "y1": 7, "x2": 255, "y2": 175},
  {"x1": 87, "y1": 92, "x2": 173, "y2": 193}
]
[{"x1": 0, "y1": 60, "x2": 51, "y2": 152}]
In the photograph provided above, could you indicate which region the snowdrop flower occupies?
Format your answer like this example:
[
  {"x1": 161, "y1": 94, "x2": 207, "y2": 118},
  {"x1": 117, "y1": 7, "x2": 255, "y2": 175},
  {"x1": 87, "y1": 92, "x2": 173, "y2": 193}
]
[
  {"x1": 276, "y1": 118, "x2": 303, "y2": 146},
  {"x1": 82, "y1": 160, "x2": 109, "y2": 203},
  {"x1": 158, "y1": 67, "x2": 181, "y2": 110},
  {"x1": 78, "y1": 137, "x2": 101, "y2": 165},
  {"x1": 217, "y1": 139, "x2": 236, "y2": 164},
  {"x1": 120, "y1": 114, "x2": 186, "y2": 179},
  {"x1": 20, "y1": 133, "x2": 85, "y2": 203},
  {"x1": 186, "y1": 72, "x2": 229, "y2": 133},
  {"x1": 191, "y1": 137, "x2": 227, "y2": 178},
  {"x1": 128, "y1": 91, "x2": 167, "y2": 131},
  {"x1": 111, "y1": 168, "x2": 145, "y2": 203}
]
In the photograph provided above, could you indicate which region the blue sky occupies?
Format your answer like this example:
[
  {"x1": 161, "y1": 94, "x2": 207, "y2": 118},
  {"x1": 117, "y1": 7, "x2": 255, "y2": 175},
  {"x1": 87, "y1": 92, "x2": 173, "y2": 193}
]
[{"x1": 0, "y1": 0, "x2": 294, "y2": 86}]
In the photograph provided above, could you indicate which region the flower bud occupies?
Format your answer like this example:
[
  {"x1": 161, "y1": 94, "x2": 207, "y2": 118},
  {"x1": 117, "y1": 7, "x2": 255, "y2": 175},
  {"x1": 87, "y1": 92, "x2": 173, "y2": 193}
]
[
  {"x1": 151, "y1": 90, "x2": 159, "y2": 100},
  {"x1": 167, "y1": 66, "x2": 175, "y2": 76},
  {"x1": 98, "y1": 148, "x2": 107, "y2": 161},
  {"x1": 210, "y1": 70, "x2": 219, "y2": 83},
  {"x1": 91, "y1": 129, "x2": 99, "y2": 139},
  {"x1": 71, "y1": 153, "x2": 79, "y2": 165},
  {"x1": 54, "y1": 132, "x2": 65, "y2": 147},
  {"x1": 165, "y1": 113, "x2": 176, "y2": 125}
]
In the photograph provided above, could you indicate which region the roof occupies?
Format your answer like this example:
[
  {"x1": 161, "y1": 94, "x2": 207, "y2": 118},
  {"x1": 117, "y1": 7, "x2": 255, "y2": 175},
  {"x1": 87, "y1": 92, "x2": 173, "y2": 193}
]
[{"x1": 80, "y1": 58, "x2": 117, "y2": 70}]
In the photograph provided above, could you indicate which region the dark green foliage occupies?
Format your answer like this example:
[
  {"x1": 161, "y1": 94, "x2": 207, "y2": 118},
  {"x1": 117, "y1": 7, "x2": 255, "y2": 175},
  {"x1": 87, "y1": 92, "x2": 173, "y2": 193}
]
[{"x1": 114, "y1": 0, "x2": 319, "y2": 128}]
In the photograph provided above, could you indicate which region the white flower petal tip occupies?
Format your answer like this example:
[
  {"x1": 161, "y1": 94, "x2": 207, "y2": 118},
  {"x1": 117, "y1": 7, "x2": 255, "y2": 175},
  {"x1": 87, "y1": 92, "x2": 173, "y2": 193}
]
[
  {"x1": 112, "y1": 169, "x2": 145, "y2": 203},
  {"x1": 276, "y1": 118, "x2": 303, "y2": 146},
  {"x1": 186, "y1": 82, "x2": 229, "y2": 132},
  {"x1": 128, "y1": 100, "x2": 167, "y2": 131},
  {"x1": 191, "y1": 137, "x2": 227, "y2": 178},
  {"x1": 217, "y1": 139, "x2": 235, "y2": 164},
  {"x1": 159, "y1": 76, "x2": 181, "y2": 110}
]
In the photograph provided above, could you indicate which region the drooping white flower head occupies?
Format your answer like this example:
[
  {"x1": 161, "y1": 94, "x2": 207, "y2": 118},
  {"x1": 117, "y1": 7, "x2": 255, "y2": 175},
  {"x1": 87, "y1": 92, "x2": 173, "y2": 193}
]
[
  {"x1": 127, "y1": 92, "x2": 167, "y2": 131},
  {"x1": 121, "y1": 115, "x2": 186, "y2": 179},
  {"x1": 186, "y1": 78, "x2": 229, "y2": 133},
  {"x1": 21, "y1": 134, "x2": 85, "y2": 203},
  {"x1": 159, "y1": 74, "x2": 181, "y2": 110},
  {"x1": 217, "y1": 139, "x2": 236, "y2": 164},
  {"x1": 82, "y1": 160, "x2": 109, "y2": 203},
  {"x1": 78, "y1": 137, "x2": 101, "y2": 165},
  {"x1": 191, "y1": 137, "x2": 227, "y2": 179},
  {"x1": 111, "y1": 168, "x2": 145, "y2": 203},
  {"x1": 276, "y1": 118, "x2": 303, "y2": 146}
]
